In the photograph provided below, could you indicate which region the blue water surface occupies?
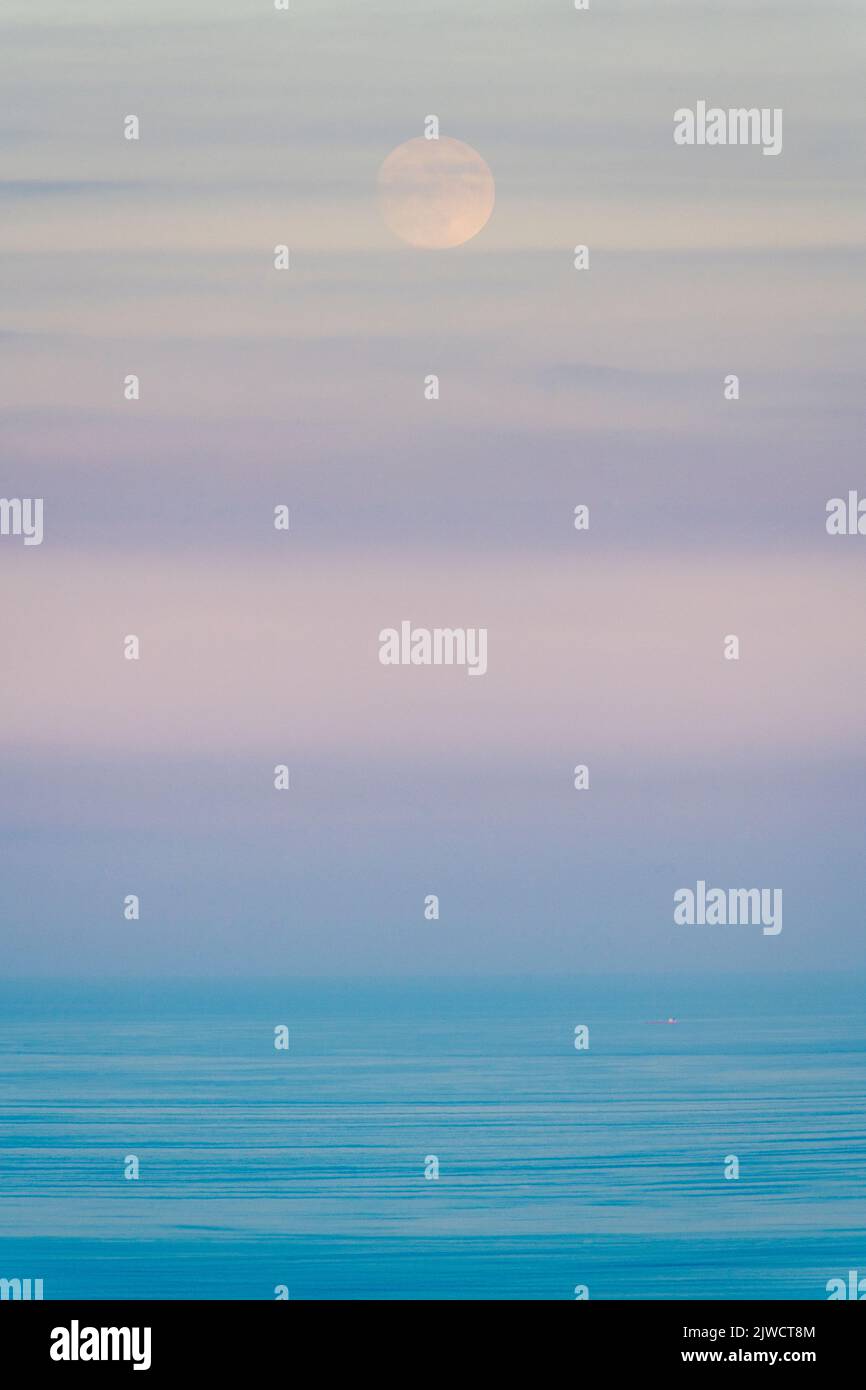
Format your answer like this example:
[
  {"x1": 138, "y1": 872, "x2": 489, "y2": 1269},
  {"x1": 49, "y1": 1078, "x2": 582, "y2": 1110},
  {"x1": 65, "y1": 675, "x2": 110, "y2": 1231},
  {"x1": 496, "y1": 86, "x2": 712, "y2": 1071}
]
[{"x1": 0, "y1": 974, "x2": 863, "y2": 1299}]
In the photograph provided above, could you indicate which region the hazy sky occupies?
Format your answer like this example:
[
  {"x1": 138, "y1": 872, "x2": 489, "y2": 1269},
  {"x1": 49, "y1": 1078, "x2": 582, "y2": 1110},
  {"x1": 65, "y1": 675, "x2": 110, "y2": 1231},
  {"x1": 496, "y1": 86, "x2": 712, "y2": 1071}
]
[{"x1": 2, "y1": 1, "x2": 865, "y2": 977}]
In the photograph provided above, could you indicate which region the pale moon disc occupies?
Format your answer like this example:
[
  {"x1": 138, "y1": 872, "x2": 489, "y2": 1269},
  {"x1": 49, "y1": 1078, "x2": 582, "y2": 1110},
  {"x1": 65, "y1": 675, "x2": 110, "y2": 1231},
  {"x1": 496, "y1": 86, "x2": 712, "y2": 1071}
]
[{"x1": 377, "y1": 136, "x2": 495, "y2": 250}]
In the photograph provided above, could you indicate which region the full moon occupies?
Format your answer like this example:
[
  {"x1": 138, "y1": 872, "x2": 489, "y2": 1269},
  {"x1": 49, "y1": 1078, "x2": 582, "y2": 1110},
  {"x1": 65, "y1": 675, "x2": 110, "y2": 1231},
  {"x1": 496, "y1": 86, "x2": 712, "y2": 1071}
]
[{"x1": 377, "y1": 136, "x2": 495, "y2": 250}]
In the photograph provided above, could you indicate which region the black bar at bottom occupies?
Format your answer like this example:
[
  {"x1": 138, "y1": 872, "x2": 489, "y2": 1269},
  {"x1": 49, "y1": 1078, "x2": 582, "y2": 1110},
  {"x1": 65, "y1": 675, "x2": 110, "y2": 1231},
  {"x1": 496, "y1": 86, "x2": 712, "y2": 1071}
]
[{"x1": 0, "y1": 1299, "x2": 861, "y2": 1376}]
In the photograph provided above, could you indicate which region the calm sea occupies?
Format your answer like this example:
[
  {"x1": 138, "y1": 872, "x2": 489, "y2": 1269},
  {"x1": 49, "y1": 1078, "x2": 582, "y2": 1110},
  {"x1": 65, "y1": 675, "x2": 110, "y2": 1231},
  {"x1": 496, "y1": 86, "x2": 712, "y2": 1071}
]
[{"x1": 1, "y1": 975, "x2": 864, "y2": 1300}]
